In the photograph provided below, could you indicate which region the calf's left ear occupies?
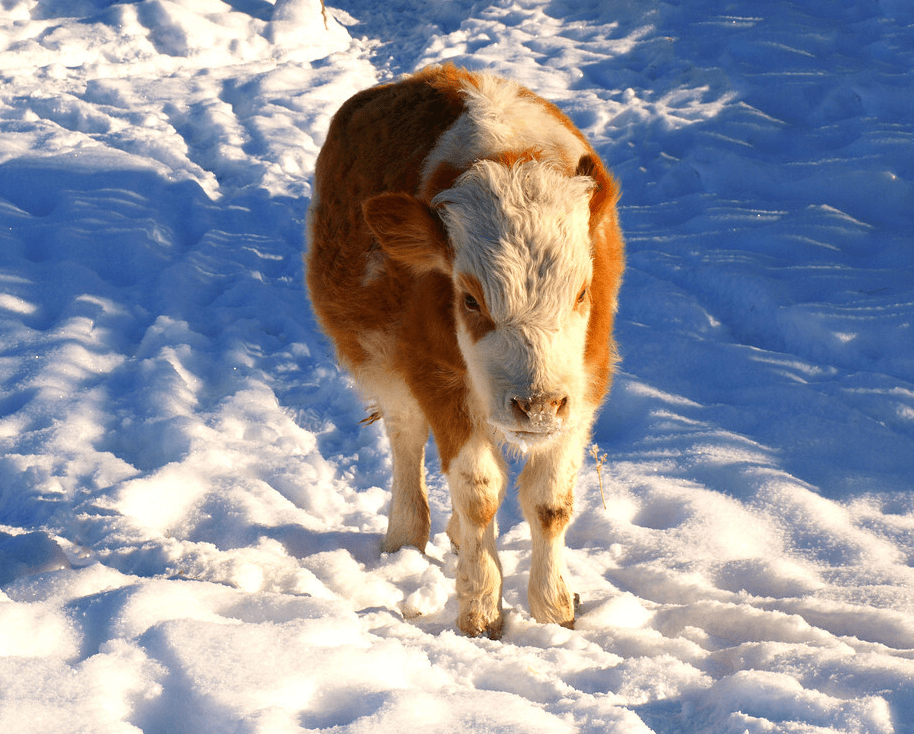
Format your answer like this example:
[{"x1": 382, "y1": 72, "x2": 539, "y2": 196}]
[
  {"x1": 575, "y1": 154, "x2": 618, "y2": 222},
  {"x1": 362, "y1": 192, "x2": 452, "y2": 274}
]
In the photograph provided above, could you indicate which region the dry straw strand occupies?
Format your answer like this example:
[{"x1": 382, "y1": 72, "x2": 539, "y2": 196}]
[{"x1": 590, "y1": 443, "x2": 607, "y2": 509}]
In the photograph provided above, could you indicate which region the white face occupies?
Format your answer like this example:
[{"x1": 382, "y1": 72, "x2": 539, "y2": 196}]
[{"x1": 435, "y1": 159, "x2": 596, "y2": 451}]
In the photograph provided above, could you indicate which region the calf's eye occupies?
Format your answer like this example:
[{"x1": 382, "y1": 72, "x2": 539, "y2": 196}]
[
  {"x1": 576, "y1": 287, "x2": 589, "y2": 304},
  {"x1": 464, "y1": 294, "x2": 480, "y2": 312}
]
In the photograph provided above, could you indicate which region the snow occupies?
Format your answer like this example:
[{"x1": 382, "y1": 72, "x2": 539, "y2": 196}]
[{"x1": 0, "y1": 0, "x2": 912, "y2": 731}]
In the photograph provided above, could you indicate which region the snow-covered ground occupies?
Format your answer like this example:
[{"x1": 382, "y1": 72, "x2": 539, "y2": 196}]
[{"x1": 1, "y1": 0, "x2": 912, "y2": 731}]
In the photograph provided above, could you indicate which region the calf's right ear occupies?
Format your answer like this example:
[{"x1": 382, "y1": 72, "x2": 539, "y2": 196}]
[{"x1": 362, "y1": 193, "x2": 453, "y2": 274}]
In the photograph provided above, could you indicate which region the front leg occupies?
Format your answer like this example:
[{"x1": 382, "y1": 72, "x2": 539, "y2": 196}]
[
  {"x1": 518, "y1": 427, "x2": 588, "y2": 627},
  {"x1": 446, "y1": 433, "x2": 508, "y2": 638}
]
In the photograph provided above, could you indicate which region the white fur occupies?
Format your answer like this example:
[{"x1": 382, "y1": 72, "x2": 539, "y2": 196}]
[
  {"x1": 435, "y1": 159, "x2": 595, "y2": 439},
  {"x1": 445, "y1": 432, "x2": 507, "y2": 638},
  {"x1": 518, "y1": 421, "x2": 591, "y2": 624},
  {"x1": 420, "y1": 74, "x2": 590, "y2": 184}
]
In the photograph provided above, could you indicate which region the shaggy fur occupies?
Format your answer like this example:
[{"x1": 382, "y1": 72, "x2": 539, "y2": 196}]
[{"x1": 307, "y1": 65, "x2": 624, "y2": 637}]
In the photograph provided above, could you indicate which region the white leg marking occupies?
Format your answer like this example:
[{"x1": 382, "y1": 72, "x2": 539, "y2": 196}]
[
  {"x1": 518, "y1": 424, "x2": 589, "y2": 627},
  {"x1": 447, "y1": 433, "x2": 507, "y2": 637},
  {"x1": 354, "y1": 354, "x2": 431, "y2": 553}
]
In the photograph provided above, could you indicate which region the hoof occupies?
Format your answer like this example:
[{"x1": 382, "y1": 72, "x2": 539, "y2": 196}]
[
  {"x1": 381, "y1": 533, "x2": 427, "y2": 555},
  {"x1": 460, "y1": 612, "x2": 504, "y2": 640},
  {"x1": 558, "y1": 593, "x2": 581, "y2": 630}
]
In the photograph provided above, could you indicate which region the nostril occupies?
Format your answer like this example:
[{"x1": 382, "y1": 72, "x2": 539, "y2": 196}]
[
  {"x1": 510, "y1": 394, "x2": 568, "y2": 424},
  {"x1": 511, "y1": 397, "x2": 530, "y2": 422}
]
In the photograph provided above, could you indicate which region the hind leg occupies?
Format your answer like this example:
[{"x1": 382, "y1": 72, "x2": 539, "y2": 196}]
[
  {"x1": 359, "y1": 366, "x2": 431, "y2": 553},
  {"x1": 381, "y1": 401, "x2": 430, "y2": 553}
]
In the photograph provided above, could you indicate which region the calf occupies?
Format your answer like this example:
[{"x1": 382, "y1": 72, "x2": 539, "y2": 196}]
[{"x1": 307, "y1": 65, "x2": 624, "y2": 637}]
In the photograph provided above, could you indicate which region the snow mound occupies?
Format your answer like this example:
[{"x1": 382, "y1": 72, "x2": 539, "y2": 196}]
[{"x1": 0, "y1": 0, "x2": 912, "y2": 732}]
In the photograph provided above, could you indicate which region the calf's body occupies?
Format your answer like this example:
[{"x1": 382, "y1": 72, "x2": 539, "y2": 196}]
[{"x1": 307, "y1": 66, "x2": 624, "y2": 637}]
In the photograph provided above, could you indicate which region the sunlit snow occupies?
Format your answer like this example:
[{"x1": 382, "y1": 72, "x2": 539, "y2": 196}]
[{"x1": 1, "y1": 1, "x2": 912, "y2": 732}]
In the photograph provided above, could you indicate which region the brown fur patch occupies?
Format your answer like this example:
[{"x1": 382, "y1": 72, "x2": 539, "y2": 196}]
[
  {"x1": 421, "y1": 161, "x2": 466, "y2": 202},
  {"x1": 575, "y1": 153, "x2": 621, "y2": 233},
  {"x1": 460, "y1": 472, "x2": 500, "y2": 527},
  {"x1": 571, "y1": 152, "x2": 624, "y2": 410},
  {"x1": 455, "y1": 272, "x2": 496, "y2": 342},
  {"x1": 487, "y1": 148, "x2": 550, "y2": 169},
  {"x1": 536, "y1": 502, "x2": 573, "y2": 537},
  {"x1": 421, "y1": 63, "x2": 483, "y2": 102},
  {"x1": 362, "y1": 192, "x2": 452, "y2": 274},
  {"x1": 582, "y1": 198, "x2": 625, "y2": 407},
  {"x1": 390, "y1": 272, "x2": 474, "y2": 473}
]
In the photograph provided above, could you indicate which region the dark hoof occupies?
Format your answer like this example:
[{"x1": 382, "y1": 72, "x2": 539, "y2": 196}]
[
  {"x1": 459, "y1": 611, "x2": 504, "y2": 640},
  {"x1": 482, "y1": 621, "x2": 504, "y2": 640},
  {"x1": 558, "y1": 592, "x2": 582, "y2": 628}
]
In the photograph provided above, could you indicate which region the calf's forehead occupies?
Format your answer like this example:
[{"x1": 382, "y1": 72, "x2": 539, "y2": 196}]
[{"x1": 436, "y1": 160, "x2": 595, "y2": 318}]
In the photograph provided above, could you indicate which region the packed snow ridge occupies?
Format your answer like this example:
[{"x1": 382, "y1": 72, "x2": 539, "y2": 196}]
[{"x1": 0, "y1": 1, "x2": 913, "y2": 732}]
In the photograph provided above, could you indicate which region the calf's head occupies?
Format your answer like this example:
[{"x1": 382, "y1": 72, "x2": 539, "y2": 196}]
[{"x1": 363, "y1": 156, "x2": 600, "y2": 452}]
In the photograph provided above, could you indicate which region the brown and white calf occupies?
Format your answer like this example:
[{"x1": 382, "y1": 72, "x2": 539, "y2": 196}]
[{"x1": 307, "y1": 65, "x2": 624, "y2": 637}]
